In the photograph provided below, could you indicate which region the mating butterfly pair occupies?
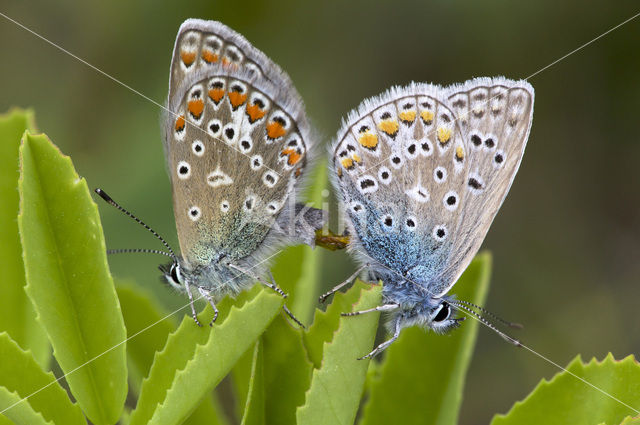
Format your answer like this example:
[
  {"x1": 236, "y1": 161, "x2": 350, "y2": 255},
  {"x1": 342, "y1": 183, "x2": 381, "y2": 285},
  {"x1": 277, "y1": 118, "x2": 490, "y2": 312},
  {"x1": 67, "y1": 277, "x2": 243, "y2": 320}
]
[{"x1": 100, "y1": 19, "x2": 533, "y2": 358}]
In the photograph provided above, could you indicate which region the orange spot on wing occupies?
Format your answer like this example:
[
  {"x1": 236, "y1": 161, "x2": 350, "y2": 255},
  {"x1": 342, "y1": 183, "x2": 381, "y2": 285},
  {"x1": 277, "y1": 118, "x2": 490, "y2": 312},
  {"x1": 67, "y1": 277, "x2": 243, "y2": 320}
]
[
  {"x1": 377, "y1": 120, "x2": 399, "y2": 136},
  {"x1": 358, "y1": 132, "x2": 378, "y2": 149},
  {"x1": 399, "y1": 111, "x2": 416, "y2": 123},
  {"x1": 180, "y1": 51, "x2": 196, "y2": 67},
  {"x1": 267, "y1": 121, "x2": 286, "y2": 139},
  {"x1": 208, "y1": 88, "x2": 225, "y2": 103},
  {"x1": 437, "y1": 127, "x2": 452, "y2": 144},
  {"x1": 420, "y1": 110, "x2": 434, "y2": 124},
  {"x1": 201, "y1": 50, "x2": 218, "y2": 64},
  {"x1": 281, "y1": 148, "x2": 302, "y2": 165},
  {"x1": 175, "y1": 115, "x2": 185, "y2": 131},
  {"x1": 246, "y1": 104, "x2": 266, "y2": 123},
  {"x1": 228, "y1": 91, "x2": 248, "y2": 109},
  {"x1": 222, "y1": 57, "x2": 230, "y2": 66},
  {"x1": 352, "y1": 154, "x2": 362, "y2": 163},
  {"x1": 188, "y1": 99, "x2": 204, "y2": 119},
  {"x1": 341, "y1": 158, "x2": 354, "y2": 169},
  {"x1": 455, "y1": 146, "x2": 464, "y2": 159}
]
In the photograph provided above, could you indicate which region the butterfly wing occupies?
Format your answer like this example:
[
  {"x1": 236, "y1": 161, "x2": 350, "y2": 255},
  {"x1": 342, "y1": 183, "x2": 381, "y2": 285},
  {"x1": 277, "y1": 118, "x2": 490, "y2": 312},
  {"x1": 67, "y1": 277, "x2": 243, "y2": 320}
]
[
  {"x1": 331, "y1": 83, "x2": 470, "y2": 294},
  {"x1": 165, "y1": 20, "x2": 311, "y2": 269},
  {"x1": 436, "y1": 77, "x2": 534, "y2": 296},
  {"x1": 168, "y1": 19, "x2": 299, "y2": 105},
  {"x1": 331, "y1": 78, "x2": 533, "y2": 298}
]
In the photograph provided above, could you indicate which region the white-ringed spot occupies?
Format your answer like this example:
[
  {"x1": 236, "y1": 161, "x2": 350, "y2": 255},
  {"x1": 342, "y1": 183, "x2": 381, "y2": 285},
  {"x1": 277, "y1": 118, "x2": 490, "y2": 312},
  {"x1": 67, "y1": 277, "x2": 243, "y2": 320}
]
[
  {"x1": 188, "y1": 206, "x2": 201, "y2": 221},
  {"x1": 177, "y1": 161, "x2": 191, "y2": 179}
]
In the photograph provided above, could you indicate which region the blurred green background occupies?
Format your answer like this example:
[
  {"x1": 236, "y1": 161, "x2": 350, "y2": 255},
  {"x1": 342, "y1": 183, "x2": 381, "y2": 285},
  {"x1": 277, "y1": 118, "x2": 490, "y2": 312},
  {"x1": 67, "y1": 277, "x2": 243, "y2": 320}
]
[{"x1": 1, "y1": 0, "x2": 639, "y2": 423}]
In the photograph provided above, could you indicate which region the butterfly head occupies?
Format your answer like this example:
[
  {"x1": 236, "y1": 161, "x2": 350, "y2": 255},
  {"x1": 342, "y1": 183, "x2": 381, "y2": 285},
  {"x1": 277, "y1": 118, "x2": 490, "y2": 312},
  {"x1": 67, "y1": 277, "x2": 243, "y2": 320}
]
[
  {"x1": 389, "y1": 291, "x2": 465, "y2": 334},
  {"x1": 159, "y1": 251, "x2": 250, "y2": 296}
]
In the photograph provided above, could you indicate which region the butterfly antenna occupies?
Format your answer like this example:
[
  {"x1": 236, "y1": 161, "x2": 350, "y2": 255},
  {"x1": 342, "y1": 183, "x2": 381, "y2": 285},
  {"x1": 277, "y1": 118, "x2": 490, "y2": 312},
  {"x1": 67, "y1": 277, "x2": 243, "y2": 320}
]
[
  {"x1": 95, "y1": 188, "x2": 176, "y2": 260},
  {"x1": 106, "y1": 248, "x2": 174, "y2": 258},
  {"x1": 453, "y1": 299, "x2": 523, "y2": 329},
  {"x1": 448, "y1": 300, "x2": 522, "y2": 347}
]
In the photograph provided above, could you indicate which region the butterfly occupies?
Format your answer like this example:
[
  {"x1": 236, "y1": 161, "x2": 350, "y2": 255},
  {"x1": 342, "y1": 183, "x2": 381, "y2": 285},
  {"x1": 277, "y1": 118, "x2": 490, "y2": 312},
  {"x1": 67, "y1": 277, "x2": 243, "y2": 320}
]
[
  {"x1": 98, "y1": 19, "x2": 323, "y2": 327},
  {"x1": 325, "y1": 78, "x2": 534, "y2": 358}
]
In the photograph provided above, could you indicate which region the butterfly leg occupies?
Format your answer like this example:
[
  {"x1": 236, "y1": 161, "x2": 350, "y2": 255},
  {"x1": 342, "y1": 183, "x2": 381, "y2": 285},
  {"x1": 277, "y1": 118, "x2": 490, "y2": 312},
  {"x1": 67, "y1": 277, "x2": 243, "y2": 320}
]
[
  {"x1": 183, "y1": 280, "x2": 202, "y2": 327},
  {"x1": 197, "y1": 286, "x2": 219, "y2": 326},
  {"x1": 228, "y1": 264, "x2": 306, "y2": 328},
  {"x1": 359, "y1": 315, "x2": 402, "y2": 360},
  {"x1": 341, "y1": 303, "x2": 399, "y2": 317},
  {"x1": 318, "y1": 263, "x2": 369, "y2": 303}
]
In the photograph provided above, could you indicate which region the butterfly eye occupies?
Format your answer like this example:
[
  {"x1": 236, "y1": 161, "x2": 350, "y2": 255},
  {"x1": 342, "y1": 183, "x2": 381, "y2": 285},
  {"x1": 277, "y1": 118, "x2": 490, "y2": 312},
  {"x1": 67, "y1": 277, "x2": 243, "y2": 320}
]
[
  {"x1": 433, "y1": 302, "x2": 450, "y2": 322},
  {"x1": 170, "y1": 263, "x2": 181, "y2": 285}
]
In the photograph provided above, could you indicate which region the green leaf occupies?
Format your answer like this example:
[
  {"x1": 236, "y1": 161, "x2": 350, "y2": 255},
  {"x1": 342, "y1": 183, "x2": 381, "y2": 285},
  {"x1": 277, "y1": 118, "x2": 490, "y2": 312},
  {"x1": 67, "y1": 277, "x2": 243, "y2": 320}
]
[
  {"x1": 303, "y1": 280, "x2": 371, "y2": 368},
  {"x1": 0, "y1": 109, "x2": 49, "y2": 369},
  {"x1": 0, "y1": 332, "x2": 85, "y2": 425},
  {"x1": 18, "y1": 133, "x2": 127, "y2": 424},
  {"x1": 130, "y1": 287, "x2": 282, "y2": 425},
  {"x1": 184, "y1": 393, "x2": 230, "y2": 425},
  {"x1": 240, "y1": 340, "x2": 265, "y2": 425},
  {"x1": 296, "y1": 281, "x2": 382, "y2": 425},
  {"x1": 262, "y1": 316, "x2": 313, "y2": 425},
  {"x1": 116, "y1": 282, "x2": 176, "y2": 395},
  {"x1": 0, "y1": 387, "x2": 52, "y2": 425},
  {"x1": 491, "y1": 353, "x2": 640, "y2": 425},
  {"x1": 0, "y1": 411, "x2": 16, "y2": 425},
  {"x1": 359, "y1": 253, "x2": 493, "y2": 425}
]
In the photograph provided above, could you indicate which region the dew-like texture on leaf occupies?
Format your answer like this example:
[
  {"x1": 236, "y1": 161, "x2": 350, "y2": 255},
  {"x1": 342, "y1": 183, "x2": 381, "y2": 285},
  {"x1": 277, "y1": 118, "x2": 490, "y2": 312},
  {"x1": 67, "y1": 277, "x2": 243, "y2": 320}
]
[
  {"x1": 0, "y1": 109, "x2": 49, "y2": 368},
  {"x1": 18, "y1": 133, "x2": 127, "y2": 425},
  {"x1": 491, "y1": 353, "x2": 640, "y2": 425},
  {"x1": 360, "y1": 253, "x2": 492, "y2": 425},
  {"x1": 296, "y1": 282, "x2": 382, "y2": 425},
  {"x1": 0, "y1": 332, "x2": 85, "y2": 425},
  {"x1": 130, "y1": 287, "x2": 282, "y2": 425}
]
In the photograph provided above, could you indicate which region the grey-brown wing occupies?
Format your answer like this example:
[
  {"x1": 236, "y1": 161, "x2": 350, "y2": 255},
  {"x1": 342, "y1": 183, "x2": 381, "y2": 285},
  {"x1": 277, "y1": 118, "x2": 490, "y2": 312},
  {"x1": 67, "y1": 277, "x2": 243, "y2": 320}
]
[
  {"x1": 168, "y1": 19, "x2": 299, "y2": 105},
  {"x1": 430, "y1": 77, "x2": 534, "y2": 296}
]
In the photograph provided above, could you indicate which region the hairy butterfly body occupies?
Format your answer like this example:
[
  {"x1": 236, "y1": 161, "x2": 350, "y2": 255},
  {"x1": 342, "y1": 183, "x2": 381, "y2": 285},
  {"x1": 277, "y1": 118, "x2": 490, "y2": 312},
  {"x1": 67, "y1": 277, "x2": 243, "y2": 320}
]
[
  {"x1": 160, "y1": 19, "x2": 320, "y2": 325},
  {"x1": 329, "y1": 77, "x2": 534, "y2": 358}
]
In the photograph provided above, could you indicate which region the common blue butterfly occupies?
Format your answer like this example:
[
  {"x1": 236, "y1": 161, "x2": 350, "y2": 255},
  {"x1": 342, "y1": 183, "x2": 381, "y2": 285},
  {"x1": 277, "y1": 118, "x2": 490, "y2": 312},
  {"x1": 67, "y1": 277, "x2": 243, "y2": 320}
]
[{"x1": 326, "y1": 78, "x2": 534, "y2": 358}]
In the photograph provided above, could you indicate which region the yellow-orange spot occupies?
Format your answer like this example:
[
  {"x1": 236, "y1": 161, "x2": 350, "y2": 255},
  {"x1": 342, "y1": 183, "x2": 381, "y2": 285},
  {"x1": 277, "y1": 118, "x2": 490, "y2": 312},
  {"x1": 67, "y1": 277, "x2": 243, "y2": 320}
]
[
  {"x1": 208, "y1": 88, "x2": 225, "y2": 103},
  {"x1": 377, "y1": 120, "x2": 399, "y2": 136},
  {"x1": 281, "y1": 148, "x2": 301, "y2": 165},
  {"x1": 201, "y1": 50, "x2": 218, "y2": 64},
  {"x1": 337, "y1": 167, "x2": 343, "y2": 177},
  {"x1": 437, "y1": 127, "x2": 452, "y2": 144},
  {"x1": 222, "y1": 57, "x2": 230, "y2": 66},
  {"x1": 246, "y1": 104, "x2": 266, "y2": 122},
  {"x1": 352, "y1": 154, "x2": 362, "y2": 163},
  {"x1": 421, "y1": 110, "x2": 434, "y2": 124},
  {"x1": 188, "y1": 99, "x2": 204, "y2": 119},
  {"x1": 175, "y1": 115, "x2": 185, "y2": 131},
  {"x1": 180, "y1": 51, "x2": 196, "y2": 67},
  {"x1": 229, "y1": 91, "x2": 248, "y2": 109},
  {"x1": 456, "y1": 146, "x2": 465, "y2": 159},
  {"x1": 399, "y1": 111, "x2": 416, "y2": 123},
  {"x1": 358, "y1": 132, "x2": 378, "y2": 149},
  {"x1": 295, "y1": 168, "x2": 302, "y2": 178},
  {"x1": 267, "y1": 121, "x2": 286, "y2": 139},
  {"x1": 341, "y1": 158, "x2": 354, "y2": 169}
]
